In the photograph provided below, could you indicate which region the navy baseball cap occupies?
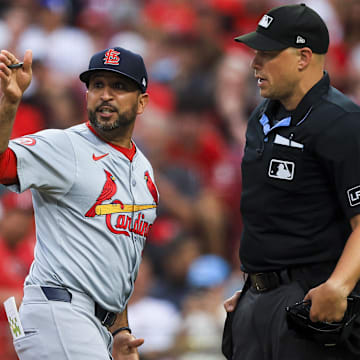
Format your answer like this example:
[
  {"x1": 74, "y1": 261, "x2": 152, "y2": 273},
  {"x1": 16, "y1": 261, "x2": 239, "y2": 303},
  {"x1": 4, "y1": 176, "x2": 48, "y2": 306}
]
[
  {"x1": 235, "y1": 4, "x2": 329, "y2": 54},
  {"x1": 79, "y1": 47, "x2": 148, "y2": 93}
]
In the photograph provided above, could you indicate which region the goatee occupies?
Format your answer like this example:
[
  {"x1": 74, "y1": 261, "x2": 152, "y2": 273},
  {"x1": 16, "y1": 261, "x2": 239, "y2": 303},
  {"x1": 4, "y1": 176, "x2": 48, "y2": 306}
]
[{"x1": 88, "y1": 104, "x2": 137, "y2": 131}]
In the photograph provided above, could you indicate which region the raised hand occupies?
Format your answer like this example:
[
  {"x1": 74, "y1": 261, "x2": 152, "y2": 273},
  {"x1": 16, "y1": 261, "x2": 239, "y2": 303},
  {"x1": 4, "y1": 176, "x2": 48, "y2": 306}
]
[{"x1": 0, "y1": 49, "x2": 32, "y2": 103}]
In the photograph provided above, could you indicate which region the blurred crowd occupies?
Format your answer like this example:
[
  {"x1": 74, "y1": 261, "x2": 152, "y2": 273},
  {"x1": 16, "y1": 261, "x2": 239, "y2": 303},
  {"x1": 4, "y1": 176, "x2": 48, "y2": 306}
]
[{"x1": 0, "y1": 0, "x2": 360, "y2": 359}]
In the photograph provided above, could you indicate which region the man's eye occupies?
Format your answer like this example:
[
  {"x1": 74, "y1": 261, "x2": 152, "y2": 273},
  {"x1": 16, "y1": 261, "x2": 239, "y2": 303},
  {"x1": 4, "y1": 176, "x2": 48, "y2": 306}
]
[
  {"x1": 114, "y1": 83, "x2": 125, "y2": 90},
  {"x1": 94, "y1": 82, "x2": 103, "y2": 88},
  {"x1": 263, "y1": 50, "x2": 281, "y2": 59}
]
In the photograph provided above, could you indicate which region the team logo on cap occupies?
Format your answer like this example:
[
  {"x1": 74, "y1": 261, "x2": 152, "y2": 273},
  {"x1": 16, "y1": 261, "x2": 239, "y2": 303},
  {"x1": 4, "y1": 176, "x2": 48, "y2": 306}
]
[
  {"x1": 103, "y1": 49, "x2": 120, "y2": 65},
  {"x1": 142, "y1": 77, "x2": 147, "y2": 88},
  {"x1": 258, "y1": 14, "x2": 273, "y2": 28}
]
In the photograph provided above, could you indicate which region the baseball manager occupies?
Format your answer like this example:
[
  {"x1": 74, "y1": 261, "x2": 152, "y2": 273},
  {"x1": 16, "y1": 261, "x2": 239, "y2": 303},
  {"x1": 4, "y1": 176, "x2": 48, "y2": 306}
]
[
  {"x1": 0, "y1": 46, "x2": 158, "y2": 360},
  {"x1": 222, "y1": 4, "x2": 360, "y2": 360}
]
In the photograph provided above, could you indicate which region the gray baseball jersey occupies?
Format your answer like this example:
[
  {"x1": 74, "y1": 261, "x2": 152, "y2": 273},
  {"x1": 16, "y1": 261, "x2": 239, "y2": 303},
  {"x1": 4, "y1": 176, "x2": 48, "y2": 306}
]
[{"x1": 7, "y1": 123, "x2": 158, "y2": 313}]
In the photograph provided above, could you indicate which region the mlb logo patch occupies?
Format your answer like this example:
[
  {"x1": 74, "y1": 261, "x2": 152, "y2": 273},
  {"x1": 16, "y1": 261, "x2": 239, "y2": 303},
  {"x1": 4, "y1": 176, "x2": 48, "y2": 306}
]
[
  {"x1": 347, "y1": 185, "x2": 360, "y2": 207},
  {"x1": 258, "y1": 15, "x2": 273, "y2": 28},
  {"x1": 268, "y1": 159, "x2": 295, "y2": 181}
]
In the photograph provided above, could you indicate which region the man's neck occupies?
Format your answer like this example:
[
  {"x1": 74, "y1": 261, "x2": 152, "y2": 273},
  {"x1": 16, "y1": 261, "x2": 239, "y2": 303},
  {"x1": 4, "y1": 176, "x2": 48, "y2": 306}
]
[
  {"x1": 282, "y1": 70, "x2": 324, "y2": 111},
  {"x1": 89, "y1": 123, "x2": 133, "y2": 149}
]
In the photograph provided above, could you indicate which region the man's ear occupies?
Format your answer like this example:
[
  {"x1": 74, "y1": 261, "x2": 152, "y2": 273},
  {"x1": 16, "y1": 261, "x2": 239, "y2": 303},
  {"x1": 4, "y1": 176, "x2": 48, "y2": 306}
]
[
  {"x1": 137, "y1": 93, "x2": 149, "y2": 115},
  {"x1": 298, "y1": 47, "x2": 313, "y2": 71}
]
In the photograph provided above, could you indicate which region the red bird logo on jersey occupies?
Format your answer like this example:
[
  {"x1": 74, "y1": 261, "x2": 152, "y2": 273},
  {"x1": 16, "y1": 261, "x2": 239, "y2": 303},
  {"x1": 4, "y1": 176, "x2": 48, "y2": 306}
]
[
  {"x1": 85, "y1": 170, "x2": 117, "y2": 217},
  {"x1": 144, "y1": 171, "x2": 159, "y2": 204}
]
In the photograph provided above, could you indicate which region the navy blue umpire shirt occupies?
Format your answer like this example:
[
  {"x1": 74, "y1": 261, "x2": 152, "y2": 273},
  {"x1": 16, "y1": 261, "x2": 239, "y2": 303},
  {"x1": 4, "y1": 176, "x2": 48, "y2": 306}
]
[{"x1": 240, "y1": 72, "x2": 360, "y2": 273}]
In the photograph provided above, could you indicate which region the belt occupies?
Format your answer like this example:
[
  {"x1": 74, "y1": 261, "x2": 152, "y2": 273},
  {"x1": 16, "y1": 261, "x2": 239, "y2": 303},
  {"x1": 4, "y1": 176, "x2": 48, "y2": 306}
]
[
  {"x1": 41, "y1": 286, "x2": 117, "y2": 327},
  {"x1": 249, "y1": 270, "x2": 289, "y2": 292},
  {"x1": 248, "y1": 262, "x2": 338, "y2": 293}
]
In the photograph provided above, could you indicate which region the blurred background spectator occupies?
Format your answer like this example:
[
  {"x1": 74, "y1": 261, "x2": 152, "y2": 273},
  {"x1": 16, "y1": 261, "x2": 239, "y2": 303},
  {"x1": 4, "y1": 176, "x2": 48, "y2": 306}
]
[
  {"x1": 0, "y1": 0, "x2": 359, "y2": 358},
  {"x1": 175, "y1": 254, "x2": 231, "y2": 360},
  {"x1": 128, "y1": 255, "x2": 182, "y2": 360}
]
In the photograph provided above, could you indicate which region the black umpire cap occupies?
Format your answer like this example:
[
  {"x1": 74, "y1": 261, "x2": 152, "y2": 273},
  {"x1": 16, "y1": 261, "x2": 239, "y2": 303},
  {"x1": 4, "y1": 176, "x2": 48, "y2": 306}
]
[
  {"x1": 79, "y1": 47, "x2": 148, "y2": 93},
  {"x1": 234, "y1": 3, "x2": 329, "y2": 54}
]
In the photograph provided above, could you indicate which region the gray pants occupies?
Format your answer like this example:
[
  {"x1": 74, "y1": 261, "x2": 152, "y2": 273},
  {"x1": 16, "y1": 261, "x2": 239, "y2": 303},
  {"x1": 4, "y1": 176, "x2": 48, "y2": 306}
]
[{"x1": 13, "y1": 285, "x2": 113, "y2": 360}]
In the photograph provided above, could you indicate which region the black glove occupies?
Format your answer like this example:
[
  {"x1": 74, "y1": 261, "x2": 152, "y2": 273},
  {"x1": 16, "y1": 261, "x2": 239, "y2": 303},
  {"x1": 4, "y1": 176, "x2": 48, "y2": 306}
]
[{"x1": 285, "y1": 294, "x2": 360, "y2": 347}]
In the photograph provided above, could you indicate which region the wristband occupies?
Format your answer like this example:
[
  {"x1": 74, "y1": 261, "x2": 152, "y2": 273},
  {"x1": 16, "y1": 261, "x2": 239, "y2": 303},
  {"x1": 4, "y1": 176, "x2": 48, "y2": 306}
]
[{"x1": 112, "y1": 327, "x2": 132, "y2": 337}]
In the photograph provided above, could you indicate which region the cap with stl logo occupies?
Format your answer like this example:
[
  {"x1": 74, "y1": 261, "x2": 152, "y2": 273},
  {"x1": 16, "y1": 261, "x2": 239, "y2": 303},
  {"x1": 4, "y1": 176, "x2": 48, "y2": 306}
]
[
  {"x1": 79, "y1": 47, "x2": 148, "y2": 93},
  {"x1": 234, "y1": 3, "x2": 329, "y2": 54}
]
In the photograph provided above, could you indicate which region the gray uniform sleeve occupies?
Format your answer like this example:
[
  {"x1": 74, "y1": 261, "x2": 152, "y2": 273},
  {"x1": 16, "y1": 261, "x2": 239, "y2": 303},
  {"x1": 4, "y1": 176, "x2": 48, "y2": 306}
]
[{"x1": 8, "y1": 129, "x2": 76, "y2": 196}]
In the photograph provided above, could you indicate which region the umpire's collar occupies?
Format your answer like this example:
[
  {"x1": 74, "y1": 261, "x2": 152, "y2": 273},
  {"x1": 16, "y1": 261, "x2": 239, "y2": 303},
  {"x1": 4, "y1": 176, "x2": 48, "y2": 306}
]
[{"x1": 265, "y1": 72, "x2": 330, "y2": 126}]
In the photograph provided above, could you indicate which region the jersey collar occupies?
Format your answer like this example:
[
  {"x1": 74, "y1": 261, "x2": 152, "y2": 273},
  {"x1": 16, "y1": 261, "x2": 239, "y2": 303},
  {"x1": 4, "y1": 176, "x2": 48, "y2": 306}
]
[{"x1": 86, "y1": 122, "x2": 136, "y2": 162}]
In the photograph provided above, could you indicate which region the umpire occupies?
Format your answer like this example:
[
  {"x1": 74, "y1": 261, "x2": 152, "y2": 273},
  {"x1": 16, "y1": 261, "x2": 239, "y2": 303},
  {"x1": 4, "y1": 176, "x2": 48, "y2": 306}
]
[{"x1": 222, "y1": 4, "x2": 360, "y2": 360}]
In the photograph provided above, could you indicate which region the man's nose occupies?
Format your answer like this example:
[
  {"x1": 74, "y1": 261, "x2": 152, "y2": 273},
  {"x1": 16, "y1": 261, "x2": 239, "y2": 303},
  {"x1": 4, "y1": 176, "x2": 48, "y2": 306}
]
[
  {"x1": 100, "y1": 86, "x2": 113, "y2": 100},
  {"x1": 251, "y1": 57, "x2": 258, "y2": 70},
  {"x1": 251, "y1": 52, "x2": 262, "y2": 69}
]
